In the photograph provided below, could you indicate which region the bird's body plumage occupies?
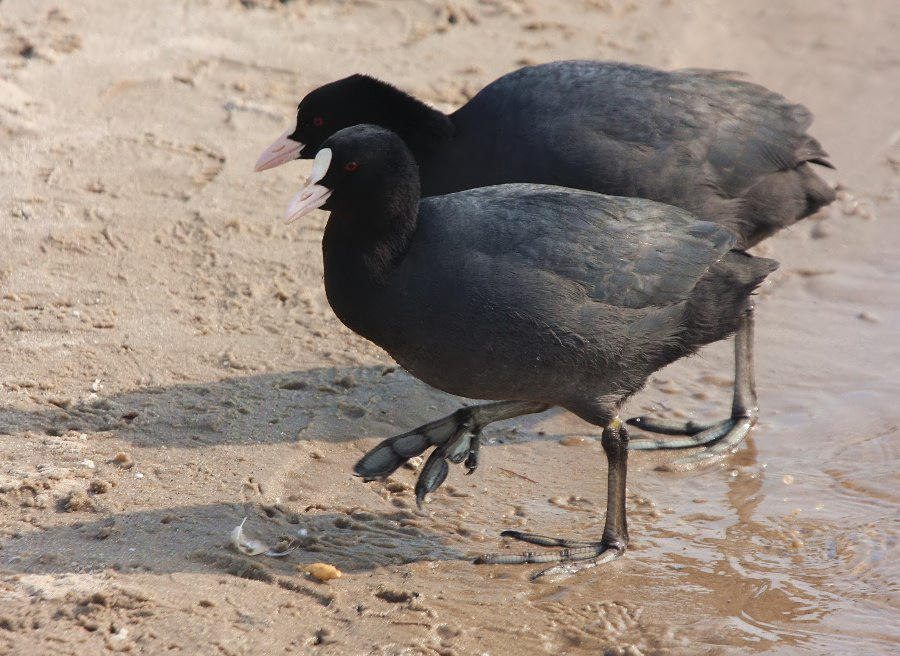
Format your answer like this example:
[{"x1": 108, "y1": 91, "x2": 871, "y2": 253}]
[
  {"x1": 269, "y1": 60, "x2": 834, "y2": 249},
  {"x1": 310, "y1": 128, "x2": 776, "y2": 429}
]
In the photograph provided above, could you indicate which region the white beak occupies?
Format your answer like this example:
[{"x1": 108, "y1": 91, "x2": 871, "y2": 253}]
[
  {"x1": 284, "y1": 148, "x2": 333, "y2": 224},
  {"x1": 255, "y1": 121, "x2": 303, "y2": 172}
]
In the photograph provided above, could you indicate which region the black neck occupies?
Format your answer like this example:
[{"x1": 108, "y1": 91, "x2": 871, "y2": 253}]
[
  {"x1": 321, "y1": 206, "x2": 417, "y2": 344},
  {"x1": 360, "y1": 79, "x2": 454, "y2": 159}
]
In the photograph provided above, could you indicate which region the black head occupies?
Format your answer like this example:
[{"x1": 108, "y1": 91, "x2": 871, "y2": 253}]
[
  {"x1": 284, "y1": 125, "x2": 421, "y2": 238},
  {"x1": 256, "y1": 75, "x2": 452, "y2": 173},
  {"x1": 292, "y1": 75, "x2": 410, "y2": 158}
]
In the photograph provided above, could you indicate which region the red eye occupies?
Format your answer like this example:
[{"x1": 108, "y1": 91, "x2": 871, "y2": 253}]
[
  {"x1": 344, "y1": 161, "x2": 359, "y2": 172},
  {"x1": 312, "y1": 116, "x2": 324, "y2": 128}
]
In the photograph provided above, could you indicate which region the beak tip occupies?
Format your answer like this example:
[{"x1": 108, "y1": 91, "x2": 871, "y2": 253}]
[
  {"x1": 283, "y1": 184, "x2": 332, "y2": 225},
  {"x1": 254, "y1": 129, "x2": 304, "y2": 173},
  {"x1": 253, "y1": 155, "x2": 271, "y2": 172}
]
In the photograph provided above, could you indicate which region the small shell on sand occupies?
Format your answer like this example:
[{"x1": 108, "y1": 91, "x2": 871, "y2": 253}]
[{"x1": 301, "y1": 563, "x2": 343, "y2": 582}]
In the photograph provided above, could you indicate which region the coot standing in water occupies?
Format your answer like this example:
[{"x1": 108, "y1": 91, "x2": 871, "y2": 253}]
[
  {"x1": 280, "y1": 124, "x2": 778, "y2": 576},
  {"x1": 256, "y1": 60, "x2": 834, "y2": 473}
]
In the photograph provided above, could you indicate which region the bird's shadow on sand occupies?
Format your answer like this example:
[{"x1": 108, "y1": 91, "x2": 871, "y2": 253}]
[
  {"x1": 0, "y1": 500, "x2": 477, "y2": 585},
  {"x1": 0, "y1": 365, "x2": 591, "y2": 583},
  {"x1": 0, "y1": 364, "x2": 582, "y2": 450}
]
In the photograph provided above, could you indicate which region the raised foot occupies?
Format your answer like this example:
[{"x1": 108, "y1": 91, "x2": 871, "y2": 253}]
[
  {"x1": 626, "y1": 414, "x2": 755, "y2": 472},
  {"x1": 354, "y1": 401, "x2": 550, "y2": 507},
  {"x1": 474, "y1": 530, "x2": 625, "y2": 579},
  {"x1": 354, "y1": 409, "x2": 480, "y2": 507}
]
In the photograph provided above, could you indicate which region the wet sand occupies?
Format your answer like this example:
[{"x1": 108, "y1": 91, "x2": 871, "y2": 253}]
[{"x1": 1, "y1": 1, "x2": 898, "y2": 654}]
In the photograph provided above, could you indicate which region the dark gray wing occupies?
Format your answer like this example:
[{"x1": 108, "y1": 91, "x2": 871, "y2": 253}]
[
  {"x1": 458, "y1": 60, "x2": 832, "y2": 196},
  {"x1": 417, "y1": 184, "x2": 737, "y2": 309},
  {"x1": 665, "y1": 68, "x2": 833, "y2": 189}
]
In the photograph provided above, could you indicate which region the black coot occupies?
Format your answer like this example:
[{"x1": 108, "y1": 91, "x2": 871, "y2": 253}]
[
  {"x1": 256, "y1": 60, "x2": 834, "y2": 471},
  {"x1": 282, "y1": 124, "x2": 778, "y2": 576}
]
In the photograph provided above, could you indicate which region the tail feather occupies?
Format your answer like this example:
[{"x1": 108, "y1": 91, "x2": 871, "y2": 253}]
[
  {"x1": 685, "y1": 251, "x2": 778, "y2": 345},
  {"x1": 798, "y1": 162, "x2": 836, "y2": 216}
]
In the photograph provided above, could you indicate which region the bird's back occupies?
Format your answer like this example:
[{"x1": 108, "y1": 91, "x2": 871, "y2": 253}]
[{"x1": 429, "y1": 60, "x2": 833, "y2": 247}]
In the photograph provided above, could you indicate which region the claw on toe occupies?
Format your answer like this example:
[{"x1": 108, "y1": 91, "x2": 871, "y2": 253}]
[{"x1": 415, "y1": 447, "x2": 449, "y2": 507}]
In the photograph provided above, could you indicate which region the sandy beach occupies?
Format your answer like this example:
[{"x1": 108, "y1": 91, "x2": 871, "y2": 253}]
[{"x1": 2, "y1": 1, "x2": 898, "y2": 653}]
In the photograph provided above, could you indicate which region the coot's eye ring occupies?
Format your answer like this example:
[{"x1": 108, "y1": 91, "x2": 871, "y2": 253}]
[
  {"x1": 344, "y1": 161, "x2": 359, "y2": 172},
  {"x1": 312, "y1": 117, "x2": 324, "y2": 128}
]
